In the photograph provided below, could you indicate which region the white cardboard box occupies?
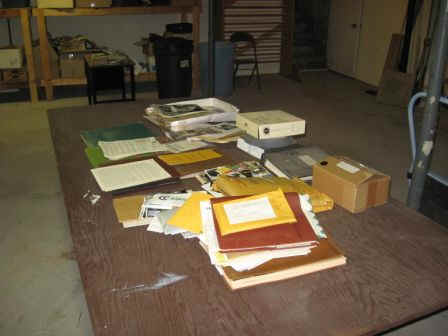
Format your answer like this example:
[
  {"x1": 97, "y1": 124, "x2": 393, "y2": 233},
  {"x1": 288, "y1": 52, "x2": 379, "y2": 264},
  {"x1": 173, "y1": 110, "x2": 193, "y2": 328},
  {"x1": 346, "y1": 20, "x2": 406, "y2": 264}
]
[
  {"x1": 236, "y1": 110, "x2": 306, "y2": 139},
  {"x1": 0, "y1": 48, "x2": 22, "y2": 69}
]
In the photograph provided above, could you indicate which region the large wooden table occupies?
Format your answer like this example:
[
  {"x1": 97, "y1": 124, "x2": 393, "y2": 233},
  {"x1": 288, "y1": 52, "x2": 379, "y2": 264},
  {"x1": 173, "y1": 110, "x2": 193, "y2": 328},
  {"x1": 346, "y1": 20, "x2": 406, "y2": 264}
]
[{"x1": 48, "y1": 101, "x2": 448, "y2": 336}]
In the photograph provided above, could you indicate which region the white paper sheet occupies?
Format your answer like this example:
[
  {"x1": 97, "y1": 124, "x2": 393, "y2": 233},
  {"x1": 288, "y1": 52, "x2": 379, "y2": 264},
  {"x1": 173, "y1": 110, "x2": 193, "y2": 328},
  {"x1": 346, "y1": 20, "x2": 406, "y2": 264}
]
[
  {"x1": 98, "y1": 137, "x2": 167, "y2": 160},
  {"x1": 145, "y1": 193, "x2": 192, "y2": 208},
  {"x1": 200, "y1": 200, "x2": 220, "y2": 264},
  {"x1": 91, "y1": 159, "x2": 172, "y2": 192},
  {"x1": 164, "y1": 139, "x2": 209, "y2": 153},
  {"x1": 223, "y1": 197, "x2": 276, "y2": 225}
]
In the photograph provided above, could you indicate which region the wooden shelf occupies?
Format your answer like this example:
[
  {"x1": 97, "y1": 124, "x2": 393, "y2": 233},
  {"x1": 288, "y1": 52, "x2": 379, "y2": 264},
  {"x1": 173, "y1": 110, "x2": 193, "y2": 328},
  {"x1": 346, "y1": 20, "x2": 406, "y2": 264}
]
[
  {"x1": 0, "y1": 80, "x2": 28, "y2": 89},
  {"x1": 47, "y1": 71, "x2": 156, "y2": 87},
  {"x1": 32, "y1": 6, "x2": 192, "y2": 17},
  {"x1": 136, "y1": 71, "x2": 156, "y2": 82},
  {"x1": 34, "y1": 4, "x2": 201, "y2": 100},
  {"x1": 0, "y1": 8, "x2": 38, "y2": 102},
  {"x1": 0, "y1": 9, "x2": 21, "y2": 17}
]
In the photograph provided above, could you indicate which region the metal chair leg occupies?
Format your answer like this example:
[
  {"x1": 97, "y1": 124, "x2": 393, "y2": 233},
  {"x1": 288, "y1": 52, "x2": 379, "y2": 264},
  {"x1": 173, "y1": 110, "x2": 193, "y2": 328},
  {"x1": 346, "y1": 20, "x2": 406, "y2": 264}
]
[
  {"x1": 233, "y1": 64, "x2": 239, "y2": 89},
  {"x1": 248, "y1": 64, "x2": 256, "y2": 85},
  {"x1": 255, "y1": 62, "x2": 261, "y2": 90}
]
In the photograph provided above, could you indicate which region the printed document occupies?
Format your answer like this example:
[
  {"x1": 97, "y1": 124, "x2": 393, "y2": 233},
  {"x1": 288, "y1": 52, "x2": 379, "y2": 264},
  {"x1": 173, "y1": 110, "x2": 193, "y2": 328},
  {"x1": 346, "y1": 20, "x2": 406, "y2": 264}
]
[
  {"x1": 164, "y1": 139, "x2": 209, "y2": 153},
  {"x1": 223, "y1": 197, "x2": 276, "y2": 225},
  {"x1": 98, "y1": 137, "x2": 167, "y2": 160},
  {"x1": 91, "y1": 159, "x2": 172, "y2": 192}
]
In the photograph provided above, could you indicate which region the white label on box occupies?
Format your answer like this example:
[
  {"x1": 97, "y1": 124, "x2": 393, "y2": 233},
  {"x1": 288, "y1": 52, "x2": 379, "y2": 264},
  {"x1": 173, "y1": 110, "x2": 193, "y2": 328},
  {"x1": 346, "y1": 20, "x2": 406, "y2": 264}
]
[
  {"x1": 223, "y1": 197, "x2": 276, "y2": 225},
  {"x1": 299, "y1": 155, "x2": 317, "y2": 166},
  {"x1": 337, "y1": 161, "x2": 360, "y2": 174},
  {"x1": 180, "y1": 59, "x2": 190, "y2": 68}
]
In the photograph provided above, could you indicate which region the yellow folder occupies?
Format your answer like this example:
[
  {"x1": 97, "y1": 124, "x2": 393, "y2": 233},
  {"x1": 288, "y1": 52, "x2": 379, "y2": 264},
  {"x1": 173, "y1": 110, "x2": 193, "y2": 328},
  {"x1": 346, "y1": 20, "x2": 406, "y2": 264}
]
[
  {"x1": 167, "y1": 192, "x2": 213, "y2": 233},
  {"x1": 158, "y1": 149, "x2": 222, "y2": 166},
  {"x1": 212, "y1": 189, "x2": 296, "y2": 236}
]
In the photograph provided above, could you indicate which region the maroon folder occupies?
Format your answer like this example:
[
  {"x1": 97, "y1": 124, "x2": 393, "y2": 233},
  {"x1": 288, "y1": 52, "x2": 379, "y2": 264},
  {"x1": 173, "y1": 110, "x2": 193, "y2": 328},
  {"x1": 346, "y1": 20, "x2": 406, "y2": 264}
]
[{"x1": 210, "y1": 192, "x2": 318, "y2": 252}]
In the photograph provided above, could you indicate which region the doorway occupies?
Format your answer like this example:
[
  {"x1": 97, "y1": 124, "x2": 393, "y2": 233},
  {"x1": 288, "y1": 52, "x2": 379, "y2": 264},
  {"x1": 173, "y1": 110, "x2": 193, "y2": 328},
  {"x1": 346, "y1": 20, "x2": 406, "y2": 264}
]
[{"x1": 293, "y1": 0, "x2": 331, "y2": 72}]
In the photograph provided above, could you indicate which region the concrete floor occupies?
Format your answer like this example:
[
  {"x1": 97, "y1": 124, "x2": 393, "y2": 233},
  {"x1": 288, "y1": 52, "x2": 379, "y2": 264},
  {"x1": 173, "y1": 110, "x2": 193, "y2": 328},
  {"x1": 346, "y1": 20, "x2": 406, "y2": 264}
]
[{"x1": 1, "y1": 72, "x2": 447, "y2": 335}]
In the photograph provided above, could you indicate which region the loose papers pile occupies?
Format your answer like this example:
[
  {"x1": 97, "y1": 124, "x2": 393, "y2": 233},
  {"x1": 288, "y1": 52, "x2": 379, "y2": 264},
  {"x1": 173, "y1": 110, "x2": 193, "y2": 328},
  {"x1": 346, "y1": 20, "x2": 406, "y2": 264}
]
[
  {"x1": 81, "y1": 122, "x2": 211, "y2": 168},
  {"x1": 113, "y1": 189, "x2": 346, "y2": 290}
]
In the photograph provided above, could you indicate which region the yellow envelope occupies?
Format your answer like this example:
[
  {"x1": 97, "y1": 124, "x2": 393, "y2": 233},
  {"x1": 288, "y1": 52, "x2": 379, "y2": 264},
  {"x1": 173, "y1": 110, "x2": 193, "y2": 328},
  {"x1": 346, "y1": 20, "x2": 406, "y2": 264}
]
[
  {"x1": 167, "y1": 192, "x2": 213, "y2": 233},
  {"x1": 212, "y1": 175, "x2": 334, "y2": 213},
  {"x1": 158, "y1": 149, "x2": 222, "y2": 166},
  {"x1": 212, "y1": 189, "x2": 296, "y2": 236}
]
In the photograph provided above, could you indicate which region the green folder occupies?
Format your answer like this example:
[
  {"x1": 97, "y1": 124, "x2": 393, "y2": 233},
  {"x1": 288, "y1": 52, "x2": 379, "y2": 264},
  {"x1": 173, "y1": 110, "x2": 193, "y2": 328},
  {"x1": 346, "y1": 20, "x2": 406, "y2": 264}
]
[
  {"x1": 80, "y1": 122, "x2": 154, "y2": 148},
  {"x1": 85, "y1": 146, "x2": 110, "y2": 168}
]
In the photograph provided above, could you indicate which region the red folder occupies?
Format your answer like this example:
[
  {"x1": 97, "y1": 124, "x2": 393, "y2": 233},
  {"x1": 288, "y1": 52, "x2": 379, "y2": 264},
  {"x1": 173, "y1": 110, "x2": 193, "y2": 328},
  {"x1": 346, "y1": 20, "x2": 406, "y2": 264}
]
[{"x1": 210, "y1": 192, "x2": 318, "y2": 252}]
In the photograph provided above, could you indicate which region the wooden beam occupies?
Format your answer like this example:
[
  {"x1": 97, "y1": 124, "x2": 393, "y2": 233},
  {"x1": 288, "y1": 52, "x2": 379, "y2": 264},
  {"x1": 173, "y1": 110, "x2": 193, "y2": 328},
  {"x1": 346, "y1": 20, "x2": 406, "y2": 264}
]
[
  {"x1": 20, "y1": 9, "x2": 39, "y2": 103},
  {"x1": 32, "y1": 6, "x2": 192, "y2": 17},
  {"x1": 0, "y1": 9, "x2": 20, "y2": 17},
  {"x1": 36, "y1": 10, "x2": 53, "y2": 100}
]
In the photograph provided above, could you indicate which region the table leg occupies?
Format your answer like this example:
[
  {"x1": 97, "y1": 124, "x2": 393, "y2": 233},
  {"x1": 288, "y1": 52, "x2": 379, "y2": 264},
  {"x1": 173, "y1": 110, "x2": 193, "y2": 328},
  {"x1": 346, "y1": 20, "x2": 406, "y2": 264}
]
[{"x1": 130, "y1": 65, "x2": 135, "y2": 101}]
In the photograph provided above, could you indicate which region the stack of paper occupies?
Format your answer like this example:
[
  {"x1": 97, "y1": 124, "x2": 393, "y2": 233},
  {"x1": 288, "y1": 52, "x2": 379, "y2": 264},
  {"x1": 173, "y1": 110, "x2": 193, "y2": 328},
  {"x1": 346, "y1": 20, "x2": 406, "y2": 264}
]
[
  {"x1": 81, "y1": 123, "x2": 156, "y2": 167},
  {"x1": 112, "y1": 188, "x2": 345, "y2": 290},
  {"x1": 198, "y1": 191, "x2": 345, "y2": 289},
  {"x1": 165, "y1": 121, "x2": 244, "y2": 143},
  {"x1": 144, "y1": 98, "x2": 240, "y2": 132},
  {"x1": 140, "y1": 192, "x2": 193, "y2": 235},
  {"x1": 263, "y1": 146, "x2": 329, "y2": 180}
]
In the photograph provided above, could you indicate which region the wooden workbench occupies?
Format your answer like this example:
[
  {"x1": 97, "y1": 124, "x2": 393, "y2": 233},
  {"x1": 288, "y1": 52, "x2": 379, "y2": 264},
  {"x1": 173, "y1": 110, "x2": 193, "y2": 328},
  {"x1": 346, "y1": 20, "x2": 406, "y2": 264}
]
[
  {"x1": 0, "y1": 8, "x2": 38, "y2": 102},
  {"x1": 33, "y1": 5, "x2": 201, "y2": 100},
  {"x1": 48, "y1": 99, "x2": 448, "y2": 336}
]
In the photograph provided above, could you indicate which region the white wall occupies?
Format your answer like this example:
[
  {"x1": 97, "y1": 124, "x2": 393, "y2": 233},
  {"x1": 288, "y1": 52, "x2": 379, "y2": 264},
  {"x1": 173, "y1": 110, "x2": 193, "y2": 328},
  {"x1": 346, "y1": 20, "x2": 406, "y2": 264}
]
[{"x1": 0, "y1": 1, "x2": 209, "y2": 65}]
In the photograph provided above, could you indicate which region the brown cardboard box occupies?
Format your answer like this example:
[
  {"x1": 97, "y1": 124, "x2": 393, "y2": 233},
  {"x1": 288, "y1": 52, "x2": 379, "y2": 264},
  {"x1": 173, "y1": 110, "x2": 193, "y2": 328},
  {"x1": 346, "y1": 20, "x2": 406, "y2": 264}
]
[
  {"x1": 0, "y1": 48, "x2": 23, "y2": 69},
  {"x1": 312, "y1": 156, "x2": 390, "y2": 213},
  {"x1": 37, "y1": 0, "x2": 74, "y2": 8},
  {"x1": 2, "y1": 68, "x2": 27, "y2": 82},
  {"x1": 33, "y1": 45, "x2": 60, "y2": 79},
  {"x1": 76, "y1": 0, "x2": 112, "y2": 7},
  {"x1": 60, "y1": 53, "x2": 85, "y2": 78}
]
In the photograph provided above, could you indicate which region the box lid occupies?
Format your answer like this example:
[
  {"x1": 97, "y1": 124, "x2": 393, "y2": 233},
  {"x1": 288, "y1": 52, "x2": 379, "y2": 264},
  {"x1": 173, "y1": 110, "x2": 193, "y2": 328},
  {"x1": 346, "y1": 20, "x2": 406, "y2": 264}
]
[
  {"x1": 239, "y1": 110, "x2": 303, "y2": 126},
  {"x1": 318, "y1": 156, "x2": 386, "y2": 186}
]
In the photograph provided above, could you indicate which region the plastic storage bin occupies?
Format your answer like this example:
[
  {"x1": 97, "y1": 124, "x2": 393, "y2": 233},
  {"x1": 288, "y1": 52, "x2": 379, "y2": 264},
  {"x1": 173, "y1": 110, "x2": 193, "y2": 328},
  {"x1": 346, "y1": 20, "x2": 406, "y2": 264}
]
[
  {"x1": 152, "y1": 36, "x2": 193, "y2": 99},
  {"x1": 199, "y1": 41, "x2": 233, "y2": 97}
]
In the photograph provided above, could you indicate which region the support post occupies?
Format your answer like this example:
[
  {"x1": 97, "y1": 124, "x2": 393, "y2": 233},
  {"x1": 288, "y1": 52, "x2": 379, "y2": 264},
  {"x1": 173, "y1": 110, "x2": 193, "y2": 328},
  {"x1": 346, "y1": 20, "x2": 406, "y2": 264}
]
[
  {"x1": 407, "y1": 0, "x2": 448, "y2": 209},
  {"x1": 20, "y1": 9, "x2": 39, "y2": 103},
  {"x1": 36, "y1": 10, "x2": 54, "y2": 100}
]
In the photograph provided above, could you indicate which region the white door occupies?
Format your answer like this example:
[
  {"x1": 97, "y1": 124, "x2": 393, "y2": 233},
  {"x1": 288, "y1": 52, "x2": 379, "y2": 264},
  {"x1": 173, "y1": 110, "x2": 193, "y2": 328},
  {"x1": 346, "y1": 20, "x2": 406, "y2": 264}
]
[{"x1": 327, "y1": 0, "x2": 363, "y2": 77}]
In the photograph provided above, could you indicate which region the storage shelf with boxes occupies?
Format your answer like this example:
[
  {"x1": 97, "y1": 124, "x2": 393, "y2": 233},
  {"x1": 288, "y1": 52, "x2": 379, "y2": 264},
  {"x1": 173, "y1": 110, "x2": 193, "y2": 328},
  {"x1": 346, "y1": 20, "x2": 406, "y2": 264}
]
[{"x1": 32, "y1": 3, "x2": 201, "y2": 100}]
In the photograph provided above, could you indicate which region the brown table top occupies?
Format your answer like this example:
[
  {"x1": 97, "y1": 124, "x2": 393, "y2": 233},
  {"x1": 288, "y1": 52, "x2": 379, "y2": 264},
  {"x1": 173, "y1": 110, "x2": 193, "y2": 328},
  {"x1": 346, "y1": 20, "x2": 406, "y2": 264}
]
[{"x1": 48, "y1": 101, "x2": 448, "y2": 336}]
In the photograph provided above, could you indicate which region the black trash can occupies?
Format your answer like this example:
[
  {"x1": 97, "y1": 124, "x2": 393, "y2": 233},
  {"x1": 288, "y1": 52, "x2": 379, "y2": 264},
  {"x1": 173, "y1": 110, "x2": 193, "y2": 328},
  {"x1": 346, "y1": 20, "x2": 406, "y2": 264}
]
[{"x1": 152, "y1": 36, "x2": 193, "y2": 99}]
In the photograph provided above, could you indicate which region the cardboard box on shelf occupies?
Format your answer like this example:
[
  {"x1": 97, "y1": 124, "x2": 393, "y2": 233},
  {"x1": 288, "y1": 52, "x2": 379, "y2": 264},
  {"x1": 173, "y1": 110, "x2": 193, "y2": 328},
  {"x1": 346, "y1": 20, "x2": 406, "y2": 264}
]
[
  {"x1": 32, "y1": 45, "x2": 60, "y2": 80},
  {"x1": 0, "y1": 48, "x2": 23, "y2": 69},
  {"x1": 37, "y1": 0, "x2": 74, "y2": 8},
  {"x1": 60, "y1": 54, "x2": 85, "y2": 78},
  {"x1": 2, "y1": 68, "x2": 27, "y2": 82},
  {"x1": 76, "y1": 0, "x2": 112, "y2": 7},
  {"x1": 312, "y1": 156, "x2": 390, "y2": 213}
]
